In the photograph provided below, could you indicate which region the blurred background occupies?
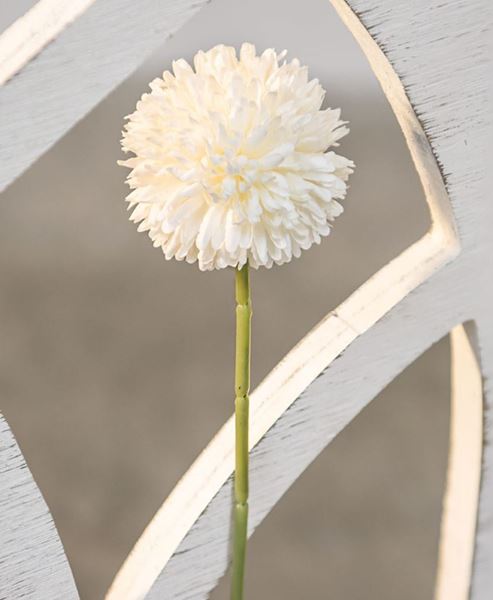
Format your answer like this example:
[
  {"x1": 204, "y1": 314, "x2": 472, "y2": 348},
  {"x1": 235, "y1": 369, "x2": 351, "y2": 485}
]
[{"x1": 0, "y1": 0, "x2": 450, "y2": 598}]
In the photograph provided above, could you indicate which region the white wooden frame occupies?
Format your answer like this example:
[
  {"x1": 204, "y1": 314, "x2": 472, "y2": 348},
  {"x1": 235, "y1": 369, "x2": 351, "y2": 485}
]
[
  {"x1": 0, "y1": 0, "x2": 210, "y2": 193},
  {"x1": 0, "y1": 1, "x2": 491, "y2": 599}
]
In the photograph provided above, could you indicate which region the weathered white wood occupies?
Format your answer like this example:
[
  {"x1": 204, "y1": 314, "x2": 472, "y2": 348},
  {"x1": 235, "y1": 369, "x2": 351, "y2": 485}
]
[
  {"x1": 0, "y1": 414, "x2": 79, "y2": 599},
  {"x1": 0, "y1": 0, "x2": 209, "y2": 193},
  {"x1": 435, "y1": 324, "x2": 483, "y2": 600},
  {"x1": 0, "y1": 0, "x2": 97, "y2": 86},
  {"x1": 105, "y1": 0, "x2": 492, "y2": 598},
  {"x1": 0, "y1": 0, "x2": 490, "y2": 597}
]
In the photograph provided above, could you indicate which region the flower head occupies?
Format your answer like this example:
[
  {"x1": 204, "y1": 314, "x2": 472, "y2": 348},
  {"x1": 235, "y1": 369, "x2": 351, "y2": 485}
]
[{"x1": 120, "y1": 43, "x2": 354, "y2": 270}]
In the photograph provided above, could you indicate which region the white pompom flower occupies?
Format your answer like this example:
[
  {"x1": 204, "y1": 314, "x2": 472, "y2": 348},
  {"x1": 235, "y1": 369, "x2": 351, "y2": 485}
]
[{"x1": 120, "y1": 43, "x2": 354, "y2": 271}]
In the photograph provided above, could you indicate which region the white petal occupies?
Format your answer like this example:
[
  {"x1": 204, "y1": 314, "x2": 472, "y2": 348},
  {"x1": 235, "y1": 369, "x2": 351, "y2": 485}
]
[{"x1": 119, "y1": 43, "x2": 353, "y2": 270}]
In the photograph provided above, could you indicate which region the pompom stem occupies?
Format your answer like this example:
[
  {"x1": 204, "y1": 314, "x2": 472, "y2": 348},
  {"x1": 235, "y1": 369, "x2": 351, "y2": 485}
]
[{"x1": 231, "y1": 263, "x2": 251, "y2": 600}]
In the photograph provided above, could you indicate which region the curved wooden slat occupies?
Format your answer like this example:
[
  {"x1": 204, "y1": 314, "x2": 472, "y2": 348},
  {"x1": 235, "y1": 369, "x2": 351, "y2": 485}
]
[
  {"x1": 0, "y1": 414, "x2": 79, "y2": 599},
  {"x1": 106, "y1": 281, "x2": 480, "y2": 600},
  {"x1": 0, "y1": 0, "x2": 210, "y2": 193},
  {"x1": 106, "y1": 0, "x2": 491, "y2": 598},
  {"x1": 0, "y1": 0, "x2": 98, "y2": 86},
  {"x1": 435, "y1": 323, "x2": 483, "y2": 600},
  {"x1": 0, "y1": 0, "x2": 489, "y2": 597}
]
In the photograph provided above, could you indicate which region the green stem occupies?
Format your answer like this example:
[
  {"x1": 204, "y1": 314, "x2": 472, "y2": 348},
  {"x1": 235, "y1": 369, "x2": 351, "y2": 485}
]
[{"x1": 231, "y1": 262, "x2": 251, "y2": 600}]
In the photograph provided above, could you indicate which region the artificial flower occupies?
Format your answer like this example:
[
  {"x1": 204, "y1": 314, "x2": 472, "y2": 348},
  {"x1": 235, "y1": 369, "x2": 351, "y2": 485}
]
[{"x1": 120, "y1": 43, "x2": 353, "y2": 271}]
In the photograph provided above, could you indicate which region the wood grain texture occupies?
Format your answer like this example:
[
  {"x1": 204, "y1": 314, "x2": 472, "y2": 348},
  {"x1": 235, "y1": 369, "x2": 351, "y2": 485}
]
[
  {"x1": 0, "y1": 0, "x2": 490, "y2": 597},
  {"x1": 0, "y1": 0, "x2": 98, "y2": 86},
  {"x1": 105, "y1": 0, "x2": 492, "y2": 599},
  {"x1": 0, "y1": 414, "x2": 79, "y2": 599},
  {"x1": 0, "y1": 0, "x2": 210, "y2": 193}
]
